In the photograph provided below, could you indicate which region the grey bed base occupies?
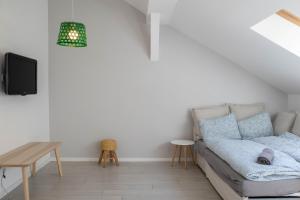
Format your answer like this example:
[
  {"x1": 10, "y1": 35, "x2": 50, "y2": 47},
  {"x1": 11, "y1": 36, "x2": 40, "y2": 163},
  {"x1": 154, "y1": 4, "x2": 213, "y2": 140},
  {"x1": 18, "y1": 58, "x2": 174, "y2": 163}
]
[{"x1": 196, "y1": 141, "x2": 300, "y2": 200}]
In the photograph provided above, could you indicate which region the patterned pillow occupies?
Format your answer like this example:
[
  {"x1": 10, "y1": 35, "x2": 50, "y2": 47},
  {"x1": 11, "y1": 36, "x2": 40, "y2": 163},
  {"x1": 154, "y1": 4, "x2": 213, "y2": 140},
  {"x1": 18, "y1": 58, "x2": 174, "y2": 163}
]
[
  {"x1": 200, "y1": 113, "x2": 241, "y2": 142},
  {"x1": 238, "y1": 112, "x2": 273, "y2": 140},
  {"x1": 192, "y1": 104, "x2": 230, "y2": 141}
]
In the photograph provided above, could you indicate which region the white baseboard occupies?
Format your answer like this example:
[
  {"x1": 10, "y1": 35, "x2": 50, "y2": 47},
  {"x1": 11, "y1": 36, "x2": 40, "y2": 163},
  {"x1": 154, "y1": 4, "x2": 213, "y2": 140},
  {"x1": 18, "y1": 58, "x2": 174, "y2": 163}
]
[
  {"x1": 0, "y1": 177, "x2": 23, "y2": 199},
  {"x1": 0, "y1": 155, "x2": 51, "y2": 199},
  {"x1": 50, "y1": 157, "x2": 172, "y2": 162},
  {"x1": 119, "y1": 158, "x2": 172, "y2": 162}
]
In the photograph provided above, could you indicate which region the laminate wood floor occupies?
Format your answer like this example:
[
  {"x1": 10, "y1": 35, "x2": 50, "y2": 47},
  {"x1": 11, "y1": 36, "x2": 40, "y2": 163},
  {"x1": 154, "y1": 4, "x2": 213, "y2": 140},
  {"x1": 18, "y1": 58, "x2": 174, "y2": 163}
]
[{"x1": 2, "y1": 162, "x2": 221, "y2": 200}]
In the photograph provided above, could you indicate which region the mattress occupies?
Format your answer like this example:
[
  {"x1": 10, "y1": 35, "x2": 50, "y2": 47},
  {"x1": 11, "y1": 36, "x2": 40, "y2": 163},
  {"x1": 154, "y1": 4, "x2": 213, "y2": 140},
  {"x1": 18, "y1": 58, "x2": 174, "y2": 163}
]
[{"x1": 197, "y1": 140, "x2": 300, "y2": 197}]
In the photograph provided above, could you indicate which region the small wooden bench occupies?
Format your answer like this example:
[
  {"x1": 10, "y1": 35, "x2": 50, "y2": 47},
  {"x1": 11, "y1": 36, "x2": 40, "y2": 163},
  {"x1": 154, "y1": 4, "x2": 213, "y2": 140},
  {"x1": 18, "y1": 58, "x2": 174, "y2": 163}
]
[{"x1": 0, "y1": 142, "x2": 63, "y2": 200}]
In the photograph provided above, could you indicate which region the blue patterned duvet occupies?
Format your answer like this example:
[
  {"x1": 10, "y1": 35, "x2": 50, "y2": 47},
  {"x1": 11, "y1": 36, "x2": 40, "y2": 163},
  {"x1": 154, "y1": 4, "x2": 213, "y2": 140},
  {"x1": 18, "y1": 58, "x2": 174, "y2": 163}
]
[
  {"x1": 252, "y1": 132, "x2": 300, "y2": 162},
  {"x1": 205, "y1": 138, "x2": 300, "y2": 181}
]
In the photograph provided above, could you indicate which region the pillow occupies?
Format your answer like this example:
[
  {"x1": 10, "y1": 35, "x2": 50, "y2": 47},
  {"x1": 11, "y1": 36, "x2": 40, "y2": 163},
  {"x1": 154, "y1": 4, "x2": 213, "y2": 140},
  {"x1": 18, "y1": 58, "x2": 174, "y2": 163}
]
[
  {"x1": 200, "y1": 113, "x2": 241, "y2": 142},
  {"x1": 229, "y1": 103, "x2": 265, "y2": 121},
  {"x1": 238, "y1": 112, "x2": 273, "y2": 140},
  {"x1": 192, "y1": 104, "x2": 230, "y2": 141},
  {"x1": 292, "y1": 113, "x2": 300, "y2": 137},
  {"x1": 273, "y1": 112, "x2": 296, "y2": 136}
]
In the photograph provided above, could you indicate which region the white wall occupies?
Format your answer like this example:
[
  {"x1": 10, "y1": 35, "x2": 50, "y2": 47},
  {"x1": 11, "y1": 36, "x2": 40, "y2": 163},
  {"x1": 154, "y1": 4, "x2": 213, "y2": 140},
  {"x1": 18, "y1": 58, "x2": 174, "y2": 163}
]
[
  {"x1": 49, "y1": 0, "x2": 287, "y2": 159},
  {"x1": 0, "y1": 0, "x2": 49, "y2": 197},
  {"x1": 288, "y1": 95, "x2": 300, "y2": 111}
]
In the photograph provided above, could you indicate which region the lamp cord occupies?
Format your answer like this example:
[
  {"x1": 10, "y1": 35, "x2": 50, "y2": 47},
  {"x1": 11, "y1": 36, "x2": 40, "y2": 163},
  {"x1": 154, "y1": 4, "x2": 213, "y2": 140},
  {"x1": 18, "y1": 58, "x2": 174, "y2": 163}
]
[{"x1": 1, "y1": 169, "x2": 10, "y2": 200}]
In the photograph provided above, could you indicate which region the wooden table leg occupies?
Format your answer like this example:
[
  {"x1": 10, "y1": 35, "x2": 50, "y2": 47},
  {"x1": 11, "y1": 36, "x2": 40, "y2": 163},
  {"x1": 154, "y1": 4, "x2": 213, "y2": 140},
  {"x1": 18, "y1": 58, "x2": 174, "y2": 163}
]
[
  {"x1": 103, "y1": 151, "x2": 107, "y2": 168},
  {"x1": 184, "y1": 146, "x2": 187, "y2": 169},
  {"x1": 171, "y1": 145, "x2": 178, "y2": 167},
  {"x1": 189, "y1": 146, "x2": 196, "y2": 164},
  {"x1": 54, "y1": 147, "x2": 63, "y2": 177},
  {"x1": 31, "y1": 162, "x2": 36, "y2": 176},
  {"x1": 109, "y1": 151, "x2": 113, "y2": 163},
  {"x1": 113, "y1": 151, "x2": 119, "y2": 166},
  {"x1": 98, "y1": 150, "x2": 104, "y2": 164},
  {"x1": 22, "y1": 167, "x2": 30, "y2": 200},
  {"x1": 178, "y1": 146, "x2": 182, "y2": 163}
]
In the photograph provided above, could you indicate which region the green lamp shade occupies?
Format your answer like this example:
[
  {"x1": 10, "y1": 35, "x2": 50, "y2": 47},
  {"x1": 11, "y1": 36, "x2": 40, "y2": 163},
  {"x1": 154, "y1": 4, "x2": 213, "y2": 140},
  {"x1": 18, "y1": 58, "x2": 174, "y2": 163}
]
[{"x1": 57, "y1": 22, "x2": 87, "y2": 47}]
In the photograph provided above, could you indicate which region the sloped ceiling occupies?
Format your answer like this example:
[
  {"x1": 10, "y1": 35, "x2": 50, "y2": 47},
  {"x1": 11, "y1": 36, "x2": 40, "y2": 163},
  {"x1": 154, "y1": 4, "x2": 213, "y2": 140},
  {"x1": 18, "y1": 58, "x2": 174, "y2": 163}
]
[
  {"x1": 124, "y1": 0, "x2": 148, "y2": 15},
  {"x1": 170, "y1": 0, "x2": 300, "y2": 94},
  {"x1": 124, "y1": 0, "x2": 178, "y2": 24},
  {"x1": 124, "y1": 0, "x2": 300, "y2": 94}
]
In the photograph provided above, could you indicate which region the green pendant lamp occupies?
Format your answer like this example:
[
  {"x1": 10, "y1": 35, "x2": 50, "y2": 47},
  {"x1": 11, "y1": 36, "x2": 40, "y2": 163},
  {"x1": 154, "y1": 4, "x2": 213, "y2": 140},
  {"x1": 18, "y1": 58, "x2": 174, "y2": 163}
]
[{"x1": 57, "y1": 0, "x2": 87, "y2": 47}]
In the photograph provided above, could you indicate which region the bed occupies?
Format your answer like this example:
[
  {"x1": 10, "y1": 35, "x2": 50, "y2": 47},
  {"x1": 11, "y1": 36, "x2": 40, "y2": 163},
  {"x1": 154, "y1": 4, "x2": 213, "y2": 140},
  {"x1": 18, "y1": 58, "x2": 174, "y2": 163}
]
[
  {"x1": 192, "y1": 103, "x2": 300, "y2": 200},
  {"x1": 196, "y1": 140, "x2": 300, "y2": 199}
]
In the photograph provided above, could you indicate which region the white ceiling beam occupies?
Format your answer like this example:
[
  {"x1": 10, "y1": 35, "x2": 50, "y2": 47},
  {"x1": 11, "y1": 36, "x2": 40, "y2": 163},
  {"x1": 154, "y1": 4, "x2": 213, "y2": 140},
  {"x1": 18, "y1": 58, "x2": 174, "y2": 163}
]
[
  {"x1": 124, "y1": 0, "x2": 178, "y2": 24},
  {"x1": 124, "y1": 0, "x2": 178, "y2": 61},
  {"x1": 150, "y1": 13, "x2": 160, "y2": 62}
]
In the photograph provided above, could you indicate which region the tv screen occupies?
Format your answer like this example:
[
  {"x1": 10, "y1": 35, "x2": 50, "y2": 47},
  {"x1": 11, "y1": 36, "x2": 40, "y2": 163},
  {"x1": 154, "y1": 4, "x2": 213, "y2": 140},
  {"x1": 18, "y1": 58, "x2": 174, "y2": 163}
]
[{"x1": 4, "y1": 53, "x2": 37, "y2": 95}]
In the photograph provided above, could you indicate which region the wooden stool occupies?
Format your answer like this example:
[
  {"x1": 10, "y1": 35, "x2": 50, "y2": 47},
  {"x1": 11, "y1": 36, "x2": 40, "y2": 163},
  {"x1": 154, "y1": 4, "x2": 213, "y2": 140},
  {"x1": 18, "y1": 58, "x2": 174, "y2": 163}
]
[
  {"x1": 98, "y1": 139, "x2": 119, "y2": 168},
  {"x1": 170, "y1": 140, "x2": 195, "y2": 169}
]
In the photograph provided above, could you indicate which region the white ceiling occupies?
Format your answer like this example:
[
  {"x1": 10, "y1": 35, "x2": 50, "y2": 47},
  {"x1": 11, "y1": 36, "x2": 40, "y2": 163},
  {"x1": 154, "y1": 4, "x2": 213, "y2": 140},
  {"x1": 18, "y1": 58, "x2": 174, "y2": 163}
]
[
  {"x1": 124, "y1": 0, "x2": 148, "y2": 15},
  {"x1": 124, "y1": 0, "x2": 178, "y2": 24},
  {"x1": 124, "y1": 0, "x2": 300, "y2": 94},
  {"x1": 170, "y1": 0, "x2": 300, "y2": 94}
]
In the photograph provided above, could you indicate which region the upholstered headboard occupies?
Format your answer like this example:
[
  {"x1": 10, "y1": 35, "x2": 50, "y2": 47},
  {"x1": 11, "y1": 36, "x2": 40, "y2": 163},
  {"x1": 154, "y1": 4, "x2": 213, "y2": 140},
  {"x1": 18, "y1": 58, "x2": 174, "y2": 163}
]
[{"x1": 191, "y1": 103, "x2": 265, "y2": 141}]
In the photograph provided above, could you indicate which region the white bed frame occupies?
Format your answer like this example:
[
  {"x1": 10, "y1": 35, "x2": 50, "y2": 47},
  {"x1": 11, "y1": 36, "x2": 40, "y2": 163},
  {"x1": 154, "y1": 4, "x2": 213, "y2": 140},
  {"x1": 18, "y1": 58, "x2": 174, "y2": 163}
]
[{"x1": 196, "y1": 153, "x2": 300, "y2": 200}]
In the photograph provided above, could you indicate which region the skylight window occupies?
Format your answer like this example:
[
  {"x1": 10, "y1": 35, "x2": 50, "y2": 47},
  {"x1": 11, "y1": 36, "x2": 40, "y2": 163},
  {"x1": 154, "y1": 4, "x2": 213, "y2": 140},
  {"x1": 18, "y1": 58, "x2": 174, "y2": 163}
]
[{"x1": 251, "y1": 9, "x2": 300, "y2": 57}]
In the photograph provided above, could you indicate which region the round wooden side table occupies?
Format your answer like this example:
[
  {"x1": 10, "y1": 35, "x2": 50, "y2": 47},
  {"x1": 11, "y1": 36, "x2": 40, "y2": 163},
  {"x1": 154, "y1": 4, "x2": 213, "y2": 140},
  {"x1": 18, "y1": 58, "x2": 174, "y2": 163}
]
[{"x1": 170, "y1": 139, "x2": 195, "y2": 169}]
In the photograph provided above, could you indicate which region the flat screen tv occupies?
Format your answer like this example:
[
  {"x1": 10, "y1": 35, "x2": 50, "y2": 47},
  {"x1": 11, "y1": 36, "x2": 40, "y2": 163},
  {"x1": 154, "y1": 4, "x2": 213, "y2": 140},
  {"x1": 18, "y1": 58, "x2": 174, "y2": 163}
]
[{"x1": 4, "y1": 53, "x2": 37, "y2": 95}]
